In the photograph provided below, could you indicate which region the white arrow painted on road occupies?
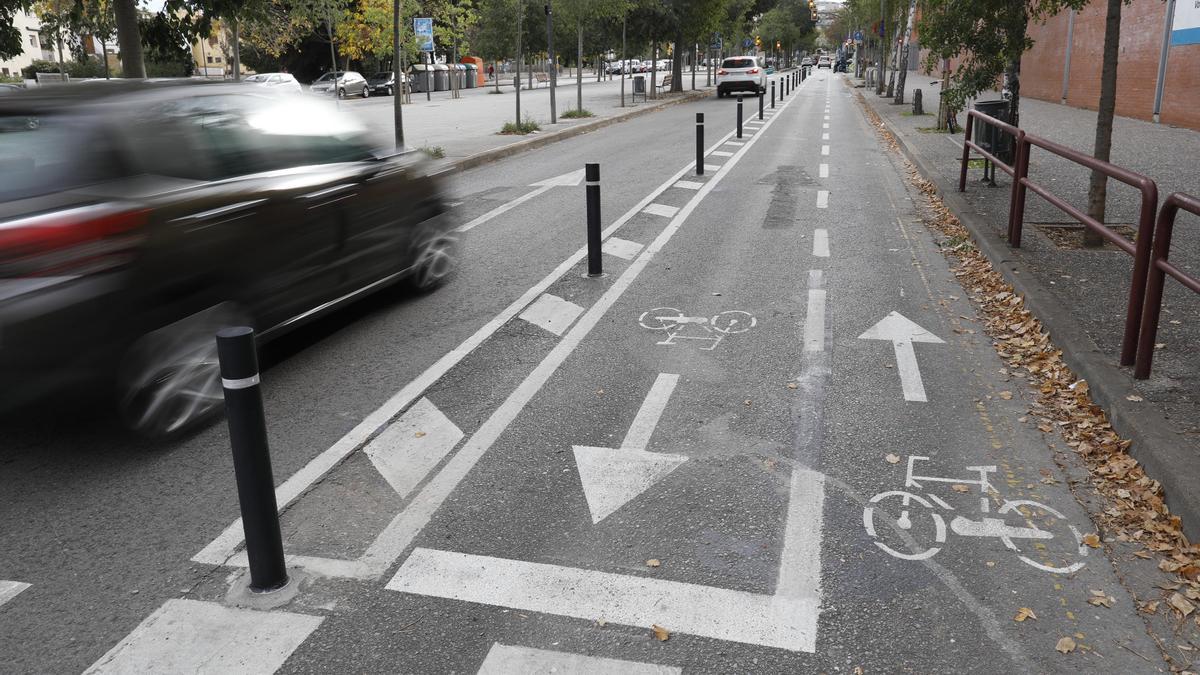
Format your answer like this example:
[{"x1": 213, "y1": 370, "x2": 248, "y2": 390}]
[
  {"x1": 858, "y1": 312, "x2": 945, "y2": 402},
  {"x1": 456, "y1": 169, "x2": 585, "y2": 233},
  {"x1": 574, "y1": 373, "x2": 687, "y2": 524},
  {"x1": 0, "y1": 580, "x2": 30, "y2": 609}
]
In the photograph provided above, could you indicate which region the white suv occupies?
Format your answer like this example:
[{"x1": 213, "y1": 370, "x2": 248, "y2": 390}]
[{"x1": 716, "y1": 56, "x2": 766, "y2": 98}]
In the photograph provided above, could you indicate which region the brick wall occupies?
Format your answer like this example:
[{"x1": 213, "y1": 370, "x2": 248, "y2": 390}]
[{"x1": 1022, "y1": 0, "x2": 1200, "y2": 130}]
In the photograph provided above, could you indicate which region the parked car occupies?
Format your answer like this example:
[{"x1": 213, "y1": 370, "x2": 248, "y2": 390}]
[
  {"x1": 242, "y1": 72, "x2": 302, "y2": 94},
  {"x1": 817, "y1": 56, "x2": 832, "y2": 69},
  {"x1": 800, "y1": 57, "x2": 814, "y2": 67},
  {"x1": 657, "y1": 59, "x2": 671, "y2": 71},
  {"x1": 310, "y1": 71, "x2": 369, "y2": 98},
  {"x1": 715, "y1": 56, "x2": 766, "y2": 98},
  {"x1": 0, "y1": 81, "x2": 457, "y2": 436},
  {"x1": 367, "y1": 71, "x2": 407, "y2": 96}
]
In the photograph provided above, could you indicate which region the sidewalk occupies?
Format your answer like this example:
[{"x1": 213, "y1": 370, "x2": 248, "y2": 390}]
[
  {"x1": 856, "y1": 71, "x2": 1200, "y2": 535},
  {"x1": 344, "y1": 68, "x2": 717, "y2": 168}
]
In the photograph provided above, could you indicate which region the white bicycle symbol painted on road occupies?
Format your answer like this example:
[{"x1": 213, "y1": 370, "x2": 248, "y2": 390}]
[
  {"x1": 638, "y1": 308, "x2": 756, "y2": 351},
  {"x1": 863, "y1": 456, "x2": 1088, "y2": 574}
]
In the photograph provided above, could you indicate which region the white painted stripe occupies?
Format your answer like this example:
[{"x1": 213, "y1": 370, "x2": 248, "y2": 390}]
[
  {"x1": 823, "y1": 122, "x2": 829, "y2": 129},
  {"x1": 518, "y1": 293, "x2": 585, "y2": 337},
  {"x1": 821, "y1": 145, "x2": 830, "y2": 156},
  {"x1": 0, "y1": 580, "x2": 30, "y2": 608},
  {"x1": 804, "y1": 289, "x2": 826, "y2": 353},
  {"x1": 456, "y1": 185, "x2": 552, "y2": 233},
  {"x1": 724, "y1": 141, "x2": 745, "y2": 147},
  {"x1": 674, "y1": 180, "x2": 704, "y2": 190},
  {"x1": 643, "y1": 203, "x2": 680, "y2": 218},
  {"x1": 621, "y1": 373, "x2": 678, "y2": 450},
  {"x1": 86, "y1": 599, "x2": 323, "y2": 674},
  {"x1": 710, "y1": 150, "x2": 734, "y2": 157},
  {"x1": 819, "y1": 163, "x2": 829, "y2": 178},
  {"x1": 822, "y1": 132, "x2": 829, "y2": 140},
  {"x1": 574, "y1": 445, "x2": 687, "y2": 524},
  {"x1": 389, "y1": 549, "x2": 818, "y2": 652},
  {"x1": 602, "y1": 236, "x2": 643, "y2": 260},
  {"x1": 895, "y1": 339, "x2": 929, "y2": 402},
  {"x1": 813, "y1": 229, "x2": 829, "y2": 257},
  {"x1": 816, "y1": 190, "x2": 829, "y2": 209},
  {"x1": 477, "y1": 643, "x2": 680, "y2": 675},
  {"x1": 776, "y1": 467, "x2": 825, "y2": 600},
  {"x1": 823, "y1": 115, "x2": 829, "y2": 121},
  {"x1": 365, "y1": 397, "x2": 464, "y2": 498},
  {"x1": 704, "y1": 164, "x2": 722, "y2": 172}
]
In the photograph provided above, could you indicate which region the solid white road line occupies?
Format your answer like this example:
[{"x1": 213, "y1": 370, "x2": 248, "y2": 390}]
[
  {"x1": 0, "y1": 580, "x2": 30, "y2": 608},
  {"x1": 389, "y1": 549, "x2": 818, "y2": 652},
  {"x1": 813, "y1": 229, "x2": 829, "y2": 257},
  {"x1": 643, "y1": 203, "x2": 680, "y2": 218},
  {"x1": 602, "y1": 236, "x2": 643, "y2": 260},
  {"x1": 819, "y1": 163, "x2": 829, "y2": 178},
  {"x1": 621, "y1": 373, "x2": 678, "y2": 450},
  {"x1": 821, "y1": 145, "x2": 830, "y2": 156},
  {"x1": 674, "y1": 180, "x2": 704, "y2": 190},
  {"x1": 804, "y1": 271, "x2": 826, "y2": 353},
  {"x1": 476, "y1": 643, "x2": 680, "y2": 675},
  {"x1": 365, "y1": 398, "x2": 464, "y2": 498},
  {"x1": 85, "y1": 599, "x2": 323, "y2": 675},
  {"x1": 816, "y1": 190, "x2": 829, "y2": 209},
  {"x1": 518, "y1": 293, "x2": 585, "y2": 337}
]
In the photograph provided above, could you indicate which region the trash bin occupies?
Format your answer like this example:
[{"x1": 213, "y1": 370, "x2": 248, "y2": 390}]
[
  {"x1": 454, "y1": 64, "x2": 468, "y2": 89},
  {"x1": 972, "y1": 99, "x2": 1013, "y2": 164},
  {"x1": 633, "y1": 74, "x2": 645, "y2": 95},
  {"x1": 410, "y1": 64, "x2": 431, "y2": 93},
  {"x1": 464, "y1": 63, "x2": 478, "y2": 88},
  {"x1": 433, "y1": 63, "x2": 449, "y2": 91}
]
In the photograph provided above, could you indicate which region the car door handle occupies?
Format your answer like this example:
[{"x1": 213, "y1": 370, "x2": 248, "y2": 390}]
[
  {"x1": 299, "y1": 183, "x2": 358, "y2": 208},
  {"x1": 171, "y1": 199, "x2": 267, "y2": 230}
]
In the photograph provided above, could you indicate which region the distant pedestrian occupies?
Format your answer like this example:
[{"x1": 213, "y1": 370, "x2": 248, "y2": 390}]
[{"x1": 487, "y1": 64, "x2": 494, "y2": 80}]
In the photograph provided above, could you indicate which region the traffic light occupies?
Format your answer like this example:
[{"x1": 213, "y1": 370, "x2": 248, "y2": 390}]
[{"x1": 755, "y1": 35, "x2": 761, "y2": 48}]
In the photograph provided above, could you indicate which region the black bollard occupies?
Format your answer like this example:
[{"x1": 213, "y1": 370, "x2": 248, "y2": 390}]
[
  {"x1": 736, "y1": 95, "x2": 743, "y2": 138},
  {"x1": 585, "y1": 163, "x2": 602, "y2": 277},
  {"x1": 758, "y1": 87, "x2": 764, "y2": 120},
  {"x1": 771, "y1": 80, "x2": 775, "y2": 108},
  {"x1": 695, "y1": 113, "x2": 704, "y2": 176},
  {"x1": 217, "y1": 327, "x2": 288, "y2": 593}
]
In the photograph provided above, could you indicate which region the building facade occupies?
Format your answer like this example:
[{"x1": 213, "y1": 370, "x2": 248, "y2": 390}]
[{"x1": 0, "y1": 10, "x2": 55, "y2": 78}]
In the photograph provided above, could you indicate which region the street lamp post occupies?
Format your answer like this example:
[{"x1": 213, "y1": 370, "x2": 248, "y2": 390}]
[
  {"x1": 545, "y1": 3, "x2": 556, "y2": 124},
  {"x1": 392, "y1": 0, "x2": 403, "y2": 149},
  {"x1": 516, "y1": 2, "x2": 522, "y2": 125}
]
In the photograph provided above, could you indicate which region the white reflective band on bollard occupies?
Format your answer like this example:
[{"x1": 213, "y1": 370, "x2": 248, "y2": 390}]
[{"x1": 222, "y1": 374, "x2": 261, "y2": 390}]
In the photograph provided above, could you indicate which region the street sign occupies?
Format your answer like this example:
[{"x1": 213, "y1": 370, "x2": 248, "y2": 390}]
[
  {"x1": 709, "y1": 38, "x2": 723, "y2": 51},
  {"x1": 742, "y1": 38, "x2": 753, "y2": 48},
  {"x1": 854, "y1": 30, "x2": 864, "y2": 42},
  {"x1": 414, "y1": 17, "x2": 434, "y2": 52}
]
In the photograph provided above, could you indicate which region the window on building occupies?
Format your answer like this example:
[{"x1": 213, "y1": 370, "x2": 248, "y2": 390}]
[
  {"x1": 1, "y1": 68, "x2": 8, "y2": 77},
  {"x1": 29, "y1": 34, "x2": 38, "y2": 48},
  {"x1": 207, "y1": 56, "x2": 214, "y2": 63}
]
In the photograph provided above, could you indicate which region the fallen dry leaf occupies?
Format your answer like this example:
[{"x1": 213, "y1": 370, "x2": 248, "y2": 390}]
[
  {"x1": 1133, "y1": 550, "x2": 1153, "y2": 559},
  {"x1": 999, "y1": 391, "x2": 1013, "y2": 400},
  {"x1": 645, "y1": 559, "x2": 661, "y2": 568},
  {"x1": 1087, "y1": 590, "x2": 1115, "y2": 608},
  {"x1": 1014, "y1": 607, "x2": 1037, "y2": 622},
  {"x1": 1139, "y1": 600, "x2": 1160, "y2": 614},
  {"x1": 595, "y1": 619, "x2": 607, "y2": 627},
  {"x1": 853, "y1": 668, "x2": 864, "y2": 675},
  {"x1": 786, "y1": 382, "x2": 798, "y2": 390},
  {"x1": 1170, "y1": 592, "x2": 1195, "y2": 617},
  {"x1": 651, "y1": 624, "x2": 670, "y2": 641},
  {"x1": 951, "y1": 484, "x2": 970, "y2": 493},
  {"x1": 414, "y1": 431, "x2": 426, "y2": 438},
  {"x1": 1055, "y1": 636, "x2": 1077, "y2": 654},
  {"x1": 744, "y1": 399, "x2": 752, "y2": 407},
  {"x1": 1125, "y1": 394, "x2": 1143, "y2": 402},
  {"x1": 885, "y1": 453, "x2": 901, "y2": 464},
  {"x1": 1082, "y1": 533, "x2": 1101, "y2": 548}
]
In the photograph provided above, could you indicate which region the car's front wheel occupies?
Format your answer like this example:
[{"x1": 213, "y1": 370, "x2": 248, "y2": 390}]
[
  {"x1": 386, "y1": 86, "x2": 393, "y2": 96},
  {"x1": 362, "y1": 86, "x2": 370, "y2": 98},
  {"x1": 338, "y1": 88, "x2": 346, "y2": 99},
  {"x1": 405, "y1": 223, "x2": 459, "y2": 293}
]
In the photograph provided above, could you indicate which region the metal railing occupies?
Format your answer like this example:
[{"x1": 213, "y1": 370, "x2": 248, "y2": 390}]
[
  {"x1": 959, "y1": 110, "x2": 1026, "y2": 238},
  {"x1": 1008, "y1": 133, "x2": 1158, "y2": 367},
  {"x1": 1135, "y1": 192, "x2": 1200, "y2": 379}
]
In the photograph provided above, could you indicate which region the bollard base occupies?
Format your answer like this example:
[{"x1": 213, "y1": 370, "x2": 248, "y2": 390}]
[
  {"x1": 224, "y1": 567, "x2": 308, "y2": 611},
  {"x1": 584, "y1": 271, "x2": 608, "y2": 279}
]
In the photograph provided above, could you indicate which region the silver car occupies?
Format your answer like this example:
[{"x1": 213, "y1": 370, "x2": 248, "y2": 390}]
[
  {"x1": 309, "y1": 71, "x2": 369, "y2": 99},
  {"x1": 243, "y1": 72, "x2": 302, "y2": 94}
]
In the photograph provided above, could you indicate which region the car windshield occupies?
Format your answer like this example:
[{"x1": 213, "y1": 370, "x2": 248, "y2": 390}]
[
  {"x1": 244, "y1": 74, "x2": 270, "y2": 82},
  {"x1": 0, "y1": 114, "x2": 119, "y2": 201},
  {"x1": 723, "y1": 58, "x2": 755, "y2": 69},
  {"x1": 314, "y1": 72, "x2": 344, "y2": 82},
  {"x1": 370, "y1": 72, "x2": 391, "y2": 80}
]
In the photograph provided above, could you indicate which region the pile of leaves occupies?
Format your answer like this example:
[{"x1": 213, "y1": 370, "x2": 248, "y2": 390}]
[{"x1": 858, "y1": 94, "x2": 1200, "y2": 634}]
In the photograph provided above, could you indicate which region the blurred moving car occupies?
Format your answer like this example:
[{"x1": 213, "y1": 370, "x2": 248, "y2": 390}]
[
  {"x1": 800, "y1": 57, "x2": 814, "y2": 67},
  {"x1": 310, "y1": 71, "x2": 369, "y2": 98},
  {"x1": 243, "y1": 72, "x2": 302, "y2": 94},
  {"x1": 0, "y1": 81, "x2": 457, "y2": 436},
  {"x1": 367, "y1": 71, "x2": 407, "y2": 96},
  {"x1": 817, "y1": 56, "x2": 832, "y2": 69},
  {"x1": 0, "y1": 83, "x2": 23, "y2": 94},
  {"x1": 716, "y1": 56, "x2": 766, "y2": 98}
]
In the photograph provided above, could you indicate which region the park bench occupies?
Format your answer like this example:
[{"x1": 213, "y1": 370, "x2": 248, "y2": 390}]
[
  {"x1": 656, "y1": 74, "x2": 672, "y2": 93},
  {"x1": 534, "y1": 72, "x2": 550, "y2": 87}
]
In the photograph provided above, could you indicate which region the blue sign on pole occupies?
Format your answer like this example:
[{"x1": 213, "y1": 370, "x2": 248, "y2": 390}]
[
  {"x1": 414, "y1": 17, "x2": 434, "y2": 52},
  {"x1": 742, "y1": 37, "x2": 753, "y2": 48},
  {"x1": 853, "y1": 30, "x2": 864, "y2": 42}
]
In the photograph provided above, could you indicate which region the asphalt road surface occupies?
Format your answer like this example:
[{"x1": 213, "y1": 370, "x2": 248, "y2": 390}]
[{"x1": 1, "y1": 72, "x2": 1163, "y2": 673}]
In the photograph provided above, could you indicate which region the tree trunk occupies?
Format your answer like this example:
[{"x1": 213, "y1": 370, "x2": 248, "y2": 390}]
[
  {"x1": 671, "y1": 30, "x2": 683, "y2": 92},
  {"x1": 894, "y1": 0, "x2": 917, "y2": 104},
  {"x1": 649, "y1": 40, "x2": 656, "y2": 99},
  {"x1": 1084, "y1": 0, "x2": 1122, "y2": 247},
  {"x1": 231, "y1": 16, "x2": 240, "y2": 81},
  {"x1": 100, "y1": 38, "x2": 110, "y2": 79},
  {"x1": 113, "y1": 0, "x2": 144, "y2": 78}
]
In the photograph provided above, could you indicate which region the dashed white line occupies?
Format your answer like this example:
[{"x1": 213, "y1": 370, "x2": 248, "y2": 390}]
[
  {"x1": 813, "y1": 229, "x2": 830, "y2": 257},
  {"x1": 711, "y1": 150, "x2": 734, "y2": 157},
  {"x1": 477, "y1": 643, "x2": 679, "y2": 675},
  {"x1": 724, "y1": 141, "x2": 745, "y2": 147},
  {"x1": 643, "y1": 203, "x2": 680, "y2": 218},
  {"x1": 816, "y1": 190, "x2": 829, "y2": 209},
  {"x1": 674, "y1": 180, "x2": 704, "y2": 190},
  {"x1": 819, "y1": 163, "x2": 829, "y2": 178},
  {"x1": 518, "y1": 293, "x2": 586, "y2": 337},
  {"x1": 602, "y1": 236, "x2": 644, "y2": 260},
  {"x1": 804, "y1": 271, "x2": 826, "y2": 353},
  {"x1": 822, "y1": 132, "x2": 829, "y2": 140},
  {"x1": 821, "y1": 145, "x2": 830, "y2": 156},
  {"x1": 823, "y1": 122, "x2": 829, "y2": 129}
]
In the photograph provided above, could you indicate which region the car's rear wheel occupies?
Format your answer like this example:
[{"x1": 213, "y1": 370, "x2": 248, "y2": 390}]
[
  {"x1": 338, "y1": 88, "x2": 346, "y2": 99},
  {"x1": 117, "y1": 302, "x2": 249, "y2": 438},
  {"x1": 362, "y1": 86, "x2": 369, "y2": 98},
  {"x1": 386, "y1": 85, "x2": 393, "y2": 96}
]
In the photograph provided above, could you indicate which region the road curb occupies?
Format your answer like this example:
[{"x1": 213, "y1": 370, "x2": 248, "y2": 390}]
[
  {"x1": 862, "y1": 93, "x2": 1200, "y2": 541},
  {"x1": 439, "y1": 89, "x2": 712, "y2": 174}
]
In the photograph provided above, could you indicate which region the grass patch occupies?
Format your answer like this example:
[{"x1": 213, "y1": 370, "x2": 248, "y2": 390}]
[
  {"x1": 417, "y1": 146, "x2": 445, "y2": 159},
  {"x1": 561, "y1": 108, "x2": 594, "y2": 119},
  {"x1": 901, "y1": 110, "x2": 931, "y2": 117},
  {"x1": 500, "y1": 116, "x2": 541, "y2": 135}
]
